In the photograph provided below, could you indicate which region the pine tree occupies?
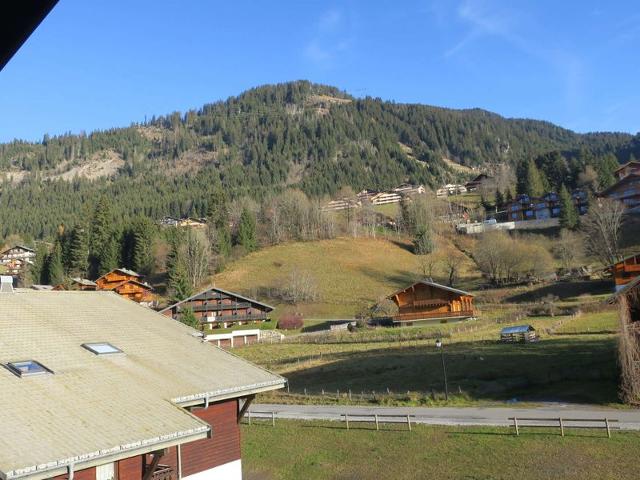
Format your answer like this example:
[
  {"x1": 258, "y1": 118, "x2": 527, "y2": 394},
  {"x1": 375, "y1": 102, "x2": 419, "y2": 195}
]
[
  {"x1": 132, "y1": 217, "x2": 155, "y2": 275},
  {"x1": 89, "y1": 197, "x2": 117, "y2": 278},
  {"x1": 47, "y1": 240, "x2": 65, "y2": 286},
  {"x1": 29, "y1": 243, "x2": 50, "y2": 285},
  {"x1": 237, "y1": 207, "x2": 257, "y2": 252},
  {"x1": 166, "y1": 238, "x2": 193, "y2": 302},
  {"x1": 66, "y1": 225, "x2": 89, "y2": 277},
  {"x1": 559, "y1": 184, "x2": 579, "y2": 230},
  {"x1": 525, "y1": 159, "x2": 546, "y2": 198}
]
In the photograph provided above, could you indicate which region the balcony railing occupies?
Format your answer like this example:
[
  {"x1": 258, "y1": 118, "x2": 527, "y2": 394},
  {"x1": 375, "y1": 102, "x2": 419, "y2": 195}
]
[
  {"x1": 150, "y1": 465, "x2": 175, "y2": 480},
  {"x1": 393, "y1": 310, "x2": 474, "y2": 322},
  {"x1": 201, "y1": 313, "x2": 269, "y2": 323}
]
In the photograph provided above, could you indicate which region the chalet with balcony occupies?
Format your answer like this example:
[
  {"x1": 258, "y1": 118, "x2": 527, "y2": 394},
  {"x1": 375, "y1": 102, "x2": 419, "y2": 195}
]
[
  {"x1": 599, "y1": 165, "x2": 640, "y2": 212},
  {"x1": 504, "y1": 190, "x2": 588, "y2": 221},
  {"x1": 95, "y1": 268, "x2": 155, "y2": 305},
  {"x1": 465, "y1": 174, "x2": 493, "y2": 192},
  {"x1": 160, "y1": 287, "x2": 274, "y2": 330},
  {"x1": 0, "y1": 290, "x2": 285, "y2": 480},
  {"x1": 388, "y1": 280, "x2": 475, "y2": 325},
  {"x1": 71, "y1": 277, "x2": 98, "y2": 291},
  {"x1": 608, "y1": 253, "x2": 640, "y2": 292},
  {"x1": 0, "y1": 245, "x2": 35, "y2": 275}
]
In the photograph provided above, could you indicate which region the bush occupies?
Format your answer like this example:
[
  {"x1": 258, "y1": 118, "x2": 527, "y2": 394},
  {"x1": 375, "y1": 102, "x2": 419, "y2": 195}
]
[{"x1": 277, "y1": 313, "x2": 304, "y2": 330}]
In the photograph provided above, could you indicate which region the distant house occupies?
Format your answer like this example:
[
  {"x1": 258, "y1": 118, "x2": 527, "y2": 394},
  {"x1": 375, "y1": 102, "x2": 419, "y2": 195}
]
[
  {"x1": 500, "y1": 325, "x2": 537, "y2": 343},
  {"x1": 465, "y1": 174, "x2": 492, "y2": 192},
  {"x1": 95, "y1": 268, "x2": 155, "y2": 305},
  {"x1": 388, "y1": 280, "x2": 475, "y2": 325},
  {"x1": 608, "y1": 253, "x2": 640, "y2": 292},
  {"x1": 370, "y1": 191, "x2": 403, "y2": 205},
  {"x1": 71, "y1": 277, "x2": 98, "y2": 291},
  {"x1": 503, "y1": 190, "x2": 588, "y2": 221},
  {"x1": 393, "y1": 183, "x2": 426, "y2": 196},
  {"x1": 159, "y1": 217, "x2": 207, "y2": 228},
  {"x1": 599, "y1": 165, "x2": 640, "y2": 212},
  {"x1": 436, "y1": 184, "x2": 467, "y2": 197},
  {"x1": 160, "y1": 286, "x2": 274, "y2": 330},
  {"x1": 0, "y1": 245, "x2": 35, "y2": 275},
  {"x1": 0, "y1": 289, "x2": 285, "y2": 480},
  {"x1": 322, "y1": 198, "x2": 361, "y2": 212}
]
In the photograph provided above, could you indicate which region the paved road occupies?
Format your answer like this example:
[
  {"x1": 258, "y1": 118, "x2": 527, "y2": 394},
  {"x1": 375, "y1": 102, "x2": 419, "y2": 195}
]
[{"x1": 249, "y1": 403, "x2": 640, "y2": 430}]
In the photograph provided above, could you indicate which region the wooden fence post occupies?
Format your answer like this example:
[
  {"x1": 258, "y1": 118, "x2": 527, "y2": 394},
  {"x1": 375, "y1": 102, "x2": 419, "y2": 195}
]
[
  {"x1": 345, "y1": 414, "x2": 349, "y2": 430},
  {"x1": 271, "y1": 411, "x2": 275, "y2": 427},
  {"x1": 375, "y1": 414, "x2": 379, "y2": 431},
  {"x1": 407, "y1": 415, "x2": 412, "y2": 432},
  {"x1": 559, "y1": 418, "x2": 564, "y2": 437},
  {"x1": 513, "y1": 417, "x2": 519, "y2": 436},
  {"x1": 348, "y1": 389, "x2": 352, "y2": 401},
  {"x1": 287, "y1": 381, "x2": 290, "y2": 394},
  {"x1": 605, "y1": 418, "x2": 611, "y2": 438}
]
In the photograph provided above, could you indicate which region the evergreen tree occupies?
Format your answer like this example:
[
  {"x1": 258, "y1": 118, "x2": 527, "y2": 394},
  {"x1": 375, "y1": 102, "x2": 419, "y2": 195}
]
[
  {"x1": 47, "y1": 240, "x2": 65, "y2": 286},
  {"x1": 29, "y1": 243, "x2": 50, "y2": 285},
  {"x1": 237, "y1": 207, "x2": 257, "y2": 252},
  {"x1": 207, "y1": 185, "x2": 232, "y2": 257},
  {"x1": 595, "y1": 153, "x2": 619, "y2": 189},
  {"x1": 131, "y1": 217, "x2": 155, "y2": 275},
  {"x1": 413, "y1": 225, "x2": 434, "y2": 255},
  {"x1": 559, "y1": 184, "x2": 579, "y2": 230},
  {"x1": 525, "y1": 159, "x2": 546, "y2": 198},
  {"x1": 89, "y1": 197, "x2": 117, "y2": 278},
  {"x1": 495, "y1": 189, "x2": 504, "y2": 209},
  {"x1": 66, "y1": 225, "x2": 89, "y2": 277},
  {"x1": 166, "y1": 237, "x2": 193, "y2": 302}
]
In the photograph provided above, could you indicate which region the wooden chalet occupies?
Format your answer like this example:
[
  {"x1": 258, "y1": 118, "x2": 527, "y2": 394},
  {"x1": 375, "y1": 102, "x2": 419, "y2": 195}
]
[
  {"x1": 599, "y1": 171, "x2": 640, "y2": 212},
  {"x1": 0, "y1": 290, "x2": 285, "y2": 480},
  {"x1": 95, "y1": 268, "x2": 155, "y2": 305},
  {"x1": 71, "y1": 277, "x2": 98, "y2": 291},
  {"x1": 388, "y1": 280, "x2": 475, "y2": 325},
  {"x1": 608, "y1": 254, "x2": 640, "y2": 291},
  {"x1": 465, "y1": 173, "x2": 492, "y2": 192},
  {"x1": 0, "y1": 245, "x2": 35, "y2": 275},
  {"x1": 160, "y1": 286, "x2": 274, "y2": 330}
]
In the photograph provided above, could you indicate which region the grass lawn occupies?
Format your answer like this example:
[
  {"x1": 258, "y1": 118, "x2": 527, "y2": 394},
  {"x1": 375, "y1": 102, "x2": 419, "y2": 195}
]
[
  {"x1": 214, "y1": 236, "x2": 479, "y2": 320},
  {"x1": 237, "y1": 327, "x2": 620, "y2": 405},
  {"x1": 556, "y1": 310, "x2": 619, "y2": 335},
  {"x1": 242, "y1": 420, "x2": 640, "y2": 480}
]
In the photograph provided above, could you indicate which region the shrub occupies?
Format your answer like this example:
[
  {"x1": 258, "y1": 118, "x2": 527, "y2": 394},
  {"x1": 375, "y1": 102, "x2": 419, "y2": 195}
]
[{"x1": 277, "y1": 313, "x2": 304, "y2": 330}]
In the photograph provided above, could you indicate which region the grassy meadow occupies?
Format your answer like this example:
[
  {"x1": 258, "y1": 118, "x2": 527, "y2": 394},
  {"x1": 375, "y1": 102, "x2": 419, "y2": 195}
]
[
  {"x1": 242, "y1": 420, "x2": 640, "y2": 480},
  {"x1": 215, "y1": 236, "x2": 479, "y2": 320}
]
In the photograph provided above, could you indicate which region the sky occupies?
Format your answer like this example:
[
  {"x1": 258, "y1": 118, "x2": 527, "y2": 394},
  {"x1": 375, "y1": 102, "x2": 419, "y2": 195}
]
[{"x1": 0, "y1": 0, "x2": 639, "y2": 142}]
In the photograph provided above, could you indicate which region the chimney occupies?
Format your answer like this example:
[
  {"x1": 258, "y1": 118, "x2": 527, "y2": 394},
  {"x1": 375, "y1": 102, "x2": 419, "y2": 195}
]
[{"x1": 0, "y1": 276, "x2": 14, "y2": 293}]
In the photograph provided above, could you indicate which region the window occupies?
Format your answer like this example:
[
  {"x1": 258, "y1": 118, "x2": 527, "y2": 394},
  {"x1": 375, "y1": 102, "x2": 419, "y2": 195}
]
[
  {"x1": 82, "y1": 342, "x2": 123, "y2": 355},
  {"x1": 96, "y1": 463, "x2": 115, "y2": 480},
  {"x1": 7, "y1": 360, "x2": 52, "y2": 377}
]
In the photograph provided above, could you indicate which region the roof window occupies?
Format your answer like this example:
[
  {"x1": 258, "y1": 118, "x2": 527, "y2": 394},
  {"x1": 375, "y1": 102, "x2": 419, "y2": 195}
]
[
  {"x1": 82, "y1": 342, "x2": 123, "y2": 355},
  {"x1": 7, "y1": 360, "x2": 52, "y2": 377}
]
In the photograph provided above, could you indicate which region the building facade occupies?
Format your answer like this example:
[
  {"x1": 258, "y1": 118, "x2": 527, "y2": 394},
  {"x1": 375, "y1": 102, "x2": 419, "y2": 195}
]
[
  {"x1": 161, "y1": 287, "x2": 274, "y2": 330},
  {"x1": 599, "y1": 162, "x2": 640, "y2": 212},
  {"x1": 0, "y1": 291, "x2": 285, "y2": 480},
  {"x1": 95, "y1": 268, "x2": 155, "y2": 305},
  {"x1": 388, "y1": 280, "x2": 475, "y2": 325},
  {"x1": 503, "y1": 190, "x2": 588, "y2": 222},
  {"x1": 0, "y1": 245, "x2": 36, "y2": 275}
]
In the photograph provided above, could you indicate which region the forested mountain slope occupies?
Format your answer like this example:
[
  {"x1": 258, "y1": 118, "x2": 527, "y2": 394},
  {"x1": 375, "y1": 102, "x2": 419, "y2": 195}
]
[{"x1": 0, "y1": 80, "x2": 637, "y2": 238}]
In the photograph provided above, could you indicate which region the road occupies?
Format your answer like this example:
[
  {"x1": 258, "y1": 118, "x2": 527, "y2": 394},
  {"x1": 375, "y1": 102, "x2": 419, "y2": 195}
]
[{"x1": 249, "y1": 403, "x2": 640, "y2": 430}]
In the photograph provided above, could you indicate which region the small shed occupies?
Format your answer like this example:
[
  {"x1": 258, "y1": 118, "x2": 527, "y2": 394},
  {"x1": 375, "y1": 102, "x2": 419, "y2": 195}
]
[{"x1": 500, "y1": 325, "x2": 537, "y2": 343}]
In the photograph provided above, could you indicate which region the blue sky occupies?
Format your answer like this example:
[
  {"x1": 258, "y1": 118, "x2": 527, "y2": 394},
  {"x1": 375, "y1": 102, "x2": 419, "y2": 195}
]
[{"x1": 0, "y1": 0, "x2": 639, "y2": 142}]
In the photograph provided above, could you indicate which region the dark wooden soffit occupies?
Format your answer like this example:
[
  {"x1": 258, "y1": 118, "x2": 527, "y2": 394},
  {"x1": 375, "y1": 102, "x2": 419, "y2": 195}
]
[{"x1": 0, "y1": 1, "x2": 59, "y2": 72}]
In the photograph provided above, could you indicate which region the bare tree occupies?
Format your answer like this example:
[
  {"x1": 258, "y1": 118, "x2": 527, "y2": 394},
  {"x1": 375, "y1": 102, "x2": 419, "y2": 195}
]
[
  {"x1": 553, "y1": 229, "x2": 584, "y2": 271},
  {"x1": 417, "y1": 252, "x2": 441, "y2": 280},
  {"x1": 280, "y1": 268, "x2": 320, "y2": 304},
  {"x1": 581, "y1": 198, "x2": 625, "y2": 266},
  {"x1": 443, "y1": 246, "x2": 465, "y2": 287},
  {"x1": 183, "y1": 230, "x2": 210, "y2": 289}
]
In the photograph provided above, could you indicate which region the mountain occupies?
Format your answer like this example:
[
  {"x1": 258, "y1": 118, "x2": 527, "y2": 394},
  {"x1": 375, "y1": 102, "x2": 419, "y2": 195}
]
[{"x1": 0, "y1": 80, "x2": 637, "y2": 239}]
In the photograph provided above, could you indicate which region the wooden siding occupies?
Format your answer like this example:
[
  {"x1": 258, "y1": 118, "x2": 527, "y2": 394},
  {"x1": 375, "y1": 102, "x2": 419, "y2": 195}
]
[
  {"x1": 392, "y1": 283, "x2": 474, "y2": 322},
  {"x1": 181, "y1": 399, "x2": 241, "y2": 476},
  {"x1": 118, "y1": 456, "x2": 144, "y2": 480},
  {"x1": 613, "y1": 255, "x2": 640, "y2": 287}
]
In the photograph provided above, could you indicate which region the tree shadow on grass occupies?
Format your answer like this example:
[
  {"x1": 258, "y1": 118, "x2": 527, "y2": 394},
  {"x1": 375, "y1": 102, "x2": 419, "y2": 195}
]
[
  {"x1": 505, "y1": 280, "x2": 612, "y2": 303},
  {"x1": 283, "y1": 337, "x2": 620, "y2": 405}
]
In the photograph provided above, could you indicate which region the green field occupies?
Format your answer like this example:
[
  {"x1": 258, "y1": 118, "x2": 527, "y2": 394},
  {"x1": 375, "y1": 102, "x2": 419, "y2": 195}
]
[
  {"x1": 556, "y1": 310, "x2": 619, "y2": 335},
  {"x1": 242, "y1": 420, "x2": 640, "y2": 480},
  {"x1": 215, "y1": 236, "x2": 479, "y2": 320}
]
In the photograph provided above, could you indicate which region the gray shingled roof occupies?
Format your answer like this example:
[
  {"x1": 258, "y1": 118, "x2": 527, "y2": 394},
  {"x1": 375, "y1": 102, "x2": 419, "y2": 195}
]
[
  {"x1": 0, "y1": 291, "x2": 284, "y2": 480},
  {"x1": 160, "y1": 285, "x2": 275, "y2": 314},
  {"x1": 388, "y1": 280, "x2": 473, "y2": 299}
]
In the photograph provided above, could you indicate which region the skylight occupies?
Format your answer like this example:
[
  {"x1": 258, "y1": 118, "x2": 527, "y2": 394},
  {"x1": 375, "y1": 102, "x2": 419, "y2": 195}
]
[
  {"x1": 82, "y1": 342, "x2": 123, "y2": 355},
  {"x1": 7, "y1": 360, "x2": 52, "y2": 377}
]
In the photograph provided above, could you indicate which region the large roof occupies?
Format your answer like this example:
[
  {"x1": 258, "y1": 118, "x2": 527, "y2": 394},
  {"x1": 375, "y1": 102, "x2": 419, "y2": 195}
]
[
  {"x1": 607, "y1": 275, "x2": 640, "y2": 303},
  {"x1": 0, "y1": 291, "x2": 284, "y2": 480},
  {"x1": 501, "y1": 325, "x2": 535, "y2": 334},
  {"x1": 388, "y1": 280, "x2": 473, "y2": 299},
  {"x1": 598, "y1": 173, "x2": 640, "y2": 196},
  {"x1": 613, "y1": 160, "x2": 640, "y2": 173},
  {"x1": 160, "y1": 285, "x2": 275, "y2": 313}
]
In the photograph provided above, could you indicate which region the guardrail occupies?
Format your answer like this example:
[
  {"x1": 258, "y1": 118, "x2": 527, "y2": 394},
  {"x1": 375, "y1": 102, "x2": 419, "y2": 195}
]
[
  {"x1": 509, "y1": 417, "x2": 618, "y2": 438},
  {"x1": 245, "y1": 411, "x2": 415, "y2": 431}
]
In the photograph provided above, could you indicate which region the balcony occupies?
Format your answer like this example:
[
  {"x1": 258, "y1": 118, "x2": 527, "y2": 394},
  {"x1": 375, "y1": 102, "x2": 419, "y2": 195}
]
[
  {"x1": 393, "y1": 310, "x2": 474, "y2": 322},
  {"x1": 150, "y1": 465, "x2": 175, "y2": 480}
]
